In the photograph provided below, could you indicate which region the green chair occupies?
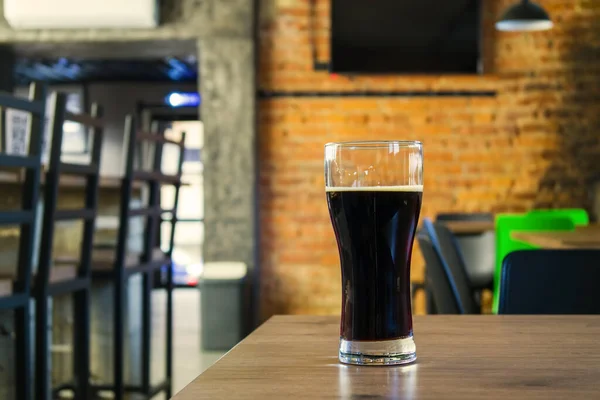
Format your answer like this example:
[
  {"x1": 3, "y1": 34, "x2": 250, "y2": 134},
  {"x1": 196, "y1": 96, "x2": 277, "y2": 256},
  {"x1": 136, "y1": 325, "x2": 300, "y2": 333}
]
[
  {"x1": 492, "y1": 213, "x2": 579, "y2": 313},
  {"x1": 526, "y1": 209, "x2": 589, "y2": 226}
]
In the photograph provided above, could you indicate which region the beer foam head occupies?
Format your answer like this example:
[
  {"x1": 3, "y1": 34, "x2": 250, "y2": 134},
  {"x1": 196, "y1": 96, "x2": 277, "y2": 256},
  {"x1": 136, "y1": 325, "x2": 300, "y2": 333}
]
[{"x1": 325, "y1": 185, "x2": 423, "y2": 193}]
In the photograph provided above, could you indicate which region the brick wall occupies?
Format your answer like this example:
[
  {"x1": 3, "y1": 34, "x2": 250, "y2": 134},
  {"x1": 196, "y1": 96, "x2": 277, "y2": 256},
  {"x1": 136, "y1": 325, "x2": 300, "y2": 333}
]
[{"x1": 258, "y1": 0, "x2": 600, "y2": 319}]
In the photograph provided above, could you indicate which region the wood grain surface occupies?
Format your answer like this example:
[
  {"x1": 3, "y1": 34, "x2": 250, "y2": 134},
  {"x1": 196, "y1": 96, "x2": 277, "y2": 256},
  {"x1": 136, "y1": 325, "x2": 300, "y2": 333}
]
[
  {"x1": 0, "y1": 170, "x2": 168, "y2": 189},
  {"x1": 443, "y1": 220, "x2": 495, "y2": 234},
  {"x1": 512, "y1": 225, "x2": 600, "y2": 249},
  {"x1": 174, "y1": 315, "x2": 600, "y2": 399},
  {"x1": 0, "y1": 170, "x2": 125, "y2": 188}
]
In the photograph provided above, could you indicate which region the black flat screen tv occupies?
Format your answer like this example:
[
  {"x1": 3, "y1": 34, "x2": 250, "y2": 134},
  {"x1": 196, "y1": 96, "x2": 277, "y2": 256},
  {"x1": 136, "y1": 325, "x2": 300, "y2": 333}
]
[{"x1": 330, "y1": 0, "x2": 482, "y2": 74}]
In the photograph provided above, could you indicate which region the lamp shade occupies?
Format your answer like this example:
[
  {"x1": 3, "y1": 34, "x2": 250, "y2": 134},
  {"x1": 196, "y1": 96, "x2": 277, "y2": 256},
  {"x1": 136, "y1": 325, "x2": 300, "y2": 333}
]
[{"x1": 496, "y1": 0, "x2": 553, "y2": 32}]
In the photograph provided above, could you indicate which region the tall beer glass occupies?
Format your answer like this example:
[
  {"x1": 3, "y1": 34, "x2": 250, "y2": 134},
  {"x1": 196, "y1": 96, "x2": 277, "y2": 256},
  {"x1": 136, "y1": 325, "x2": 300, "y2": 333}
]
[{"x1": 325, "y1": 141, "x2": 423, "y2": 365}]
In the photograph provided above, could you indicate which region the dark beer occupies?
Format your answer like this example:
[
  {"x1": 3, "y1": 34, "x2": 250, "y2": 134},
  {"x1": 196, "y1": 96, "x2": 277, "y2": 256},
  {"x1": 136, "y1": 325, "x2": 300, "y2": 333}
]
[{"x1": 327, "y1": 186, "x2": 422, "y2": 341}]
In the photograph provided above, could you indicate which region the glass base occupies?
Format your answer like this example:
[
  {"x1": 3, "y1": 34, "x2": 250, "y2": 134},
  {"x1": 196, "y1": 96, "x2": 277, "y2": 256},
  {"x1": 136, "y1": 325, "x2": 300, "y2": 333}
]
[{"x1": 339, "y1": 336, "x2": 416, "y2": 366}]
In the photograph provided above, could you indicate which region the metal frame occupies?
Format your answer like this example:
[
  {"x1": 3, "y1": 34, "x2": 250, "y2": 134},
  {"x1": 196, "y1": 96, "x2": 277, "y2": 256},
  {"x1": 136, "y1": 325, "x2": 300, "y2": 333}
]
[
  {"x1": 0, "y1": 83, "x2": 46, "y2": 400},
  {"x1": 91, "y1": 116, "x2": 185, "y2": 400},
  {"x1": 34, "y1": 93, "x2": 104, "y2": 400}
]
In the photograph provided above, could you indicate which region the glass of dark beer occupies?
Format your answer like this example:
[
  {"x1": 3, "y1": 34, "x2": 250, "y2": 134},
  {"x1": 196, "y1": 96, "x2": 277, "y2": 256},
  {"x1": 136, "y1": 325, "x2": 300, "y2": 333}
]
[{"x1": 325, "y1": 141, "x2": 423, "y2": 366}]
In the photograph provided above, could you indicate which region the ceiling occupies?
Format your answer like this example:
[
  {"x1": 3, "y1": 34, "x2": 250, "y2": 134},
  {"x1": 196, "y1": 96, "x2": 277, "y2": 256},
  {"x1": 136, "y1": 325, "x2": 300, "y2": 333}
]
[
  {"x1": 10, "y1": 40, "x2": 199, "y2": 84},
  {"x1": 15, "y1": 57, "x2": 198, "y2": 84}
]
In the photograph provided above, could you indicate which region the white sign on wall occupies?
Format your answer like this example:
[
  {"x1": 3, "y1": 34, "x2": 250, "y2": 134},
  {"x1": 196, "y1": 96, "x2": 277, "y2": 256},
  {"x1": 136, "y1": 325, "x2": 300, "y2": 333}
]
[
  {"x1": 5, "y1": 109, "x2": 30, "y2": 156},
  {"x1": 5, "y1": 109, "x2": 52, "y2": 163}
]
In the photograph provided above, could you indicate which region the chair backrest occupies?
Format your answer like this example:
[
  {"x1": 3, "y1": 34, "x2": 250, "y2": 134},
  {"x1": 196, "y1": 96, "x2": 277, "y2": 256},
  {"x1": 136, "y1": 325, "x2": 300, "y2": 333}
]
[
  {"x1": 417, "y1": 232, "x2": 462, "y2": 314},
  {"x1": 437, "y1": 213, "x2": 493, "y2": 222},
  {"x1": 0, "y1": 83, "x2": 46, "y2": 292},
  {"x1": 430, "y1": 222, "x2": 480, "y2": 314},
  {"x1": 37, "y1": 92, "x2": 105, "y2": 285},
  {"x1": 493, "y1": 213, "x2": 576, "y2": 313},
  {"x1": 499, "y1": 250, "x2": 600, "y2": 314},
  {"x1": 113, "y1": 116, "x2": 186, "y2": 272},
  {"x1": 437, "y1": 213, "x2": 495, "y2": 289},
  {"x1": 527, "y1": 209, "x2": 589, "y2": 226}
]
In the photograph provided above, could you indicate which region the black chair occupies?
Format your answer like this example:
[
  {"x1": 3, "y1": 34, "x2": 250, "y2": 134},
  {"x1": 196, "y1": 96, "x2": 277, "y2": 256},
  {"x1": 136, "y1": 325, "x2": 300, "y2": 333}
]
[
  {"x1": 436, "y1": 212, "x2": 495, "y2": 290},
  {"x1": 0, "y1": 83, "x2": 46, "y2": 400},
  {"x1": 90, "y1": 116, "x2": 185, "y2": 400},
  {"x1": 499, "y1": 250, "x2": 600, "y2": 314},
  {"x1": 417, "y1": 232, "x2": 462, "y2": 314},
  {"x1": 34, "y1": 92, "x2": 105, "y2": 400},
  {"x1": 430, "y1": 222, "x2": 480, "y2": 314},
  {"x1": 418, "y1": 219, "x2": 479, "y2": 314}
]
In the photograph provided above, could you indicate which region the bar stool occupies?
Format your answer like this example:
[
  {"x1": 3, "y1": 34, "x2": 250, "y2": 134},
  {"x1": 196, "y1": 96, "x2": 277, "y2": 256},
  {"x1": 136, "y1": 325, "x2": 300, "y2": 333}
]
[
  {"x1": 0, "y1": 83, "x2": 46, "y2": 400},
  {"x1": 34, "y1": 92, "x2": 105, "y2": 400},
  {"x1": 90, "y1": 116, "x2": 185, "y2": 400}
]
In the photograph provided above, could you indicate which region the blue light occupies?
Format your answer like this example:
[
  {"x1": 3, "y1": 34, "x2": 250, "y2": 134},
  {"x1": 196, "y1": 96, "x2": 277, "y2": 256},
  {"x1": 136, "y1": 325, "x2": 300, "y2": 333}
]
[{"x1": 165, "y1": 92, "x2": 201, "y2": 108}]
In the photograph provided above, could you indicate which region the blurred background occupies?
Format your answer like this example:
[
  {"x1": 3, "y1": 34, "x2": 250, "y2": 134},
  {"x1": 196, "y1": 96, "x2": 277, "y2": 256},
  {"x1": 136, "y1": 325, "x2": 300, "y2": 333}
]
[{"x1": 0, "y1": 0, "x2": 598, "y2": 398}]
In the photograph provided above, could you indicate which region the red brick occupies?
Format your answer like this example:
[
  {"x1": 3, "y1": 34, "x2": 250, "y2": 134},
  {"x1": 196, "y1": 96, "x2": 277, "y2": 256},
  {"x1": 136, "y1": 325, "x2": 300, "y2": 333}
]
[{"x1": 258, "y1": 0, "x2": 600, "y2": 319}]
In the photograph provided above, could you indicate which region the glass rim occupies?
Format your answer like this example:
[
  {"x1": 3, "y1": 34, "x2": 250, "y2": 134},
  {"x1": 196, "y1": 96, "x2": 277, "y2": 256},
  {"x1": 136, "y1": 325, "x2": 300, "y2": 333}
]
[{"x1": 325, "y1": 140, "x2": 422, "y2": 148}]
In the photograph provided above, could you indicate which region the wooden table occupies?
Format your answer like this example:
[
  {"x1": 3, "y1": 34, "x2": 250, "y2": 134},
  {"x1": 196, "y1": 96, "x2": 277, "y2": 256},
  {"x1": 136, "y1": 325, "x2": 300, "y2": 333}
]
[
  {"x1": 174, "y1": 316, "x2": 600, "y2": 399},
  {"x1": 443, "y1": 220, "x2": 495, "y2": 234},
  {"x1": 512, "y1": 224, "x2": 600, "y2": 249}
]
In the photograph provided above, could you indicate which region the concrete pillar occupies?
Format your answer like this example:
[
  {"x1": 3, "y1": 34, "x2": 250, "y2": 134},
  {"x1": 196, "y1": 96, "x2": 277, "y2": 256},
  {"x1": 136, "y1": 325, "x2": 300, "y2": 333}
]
[{"x1": 199, "y1": 0, "x2": 258, "y2": 333}]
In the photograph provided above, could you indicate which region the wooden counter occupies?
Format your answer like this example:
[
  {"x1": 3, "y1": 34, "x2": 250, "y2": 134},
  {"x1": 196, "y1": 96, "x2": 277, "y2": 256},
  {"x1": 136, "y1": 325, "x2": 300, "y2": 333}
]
[
  {"x1": 0, "y1": 169, "x2": 186, "y2": 189},
  {"x1": 174, "y1": 315, "x2": 600, "y2": 399},
  {"x1": 511, "y1": 224, "x2": 600, "y2": 249},
  {"x1": 0, "y1": 170, "x2": 144, "y2": 276},
  {"x1": 0, "y1": 170, "x2": 137, "y2": 189},
  {"x1": 0, "y1": 164, "x2": 186, "y2": 273}
]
